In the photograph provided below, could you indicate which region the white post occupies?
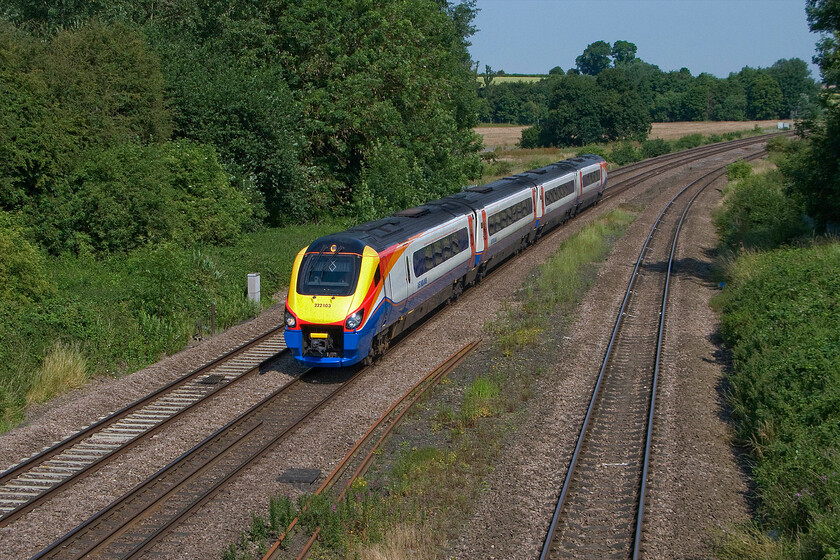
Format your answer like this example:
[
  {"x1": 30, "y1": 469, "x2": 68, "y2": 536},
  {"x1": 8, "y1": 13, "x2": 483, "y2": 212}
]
[{"x1": 247, "y1": 273, "x2": 261, "y2": 303}]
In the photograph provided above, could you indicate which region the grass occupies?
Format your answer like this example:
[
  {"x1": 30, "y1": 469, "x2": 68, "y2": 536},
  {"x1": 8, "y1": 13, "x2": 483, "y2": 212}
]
[
  {"x1": 26, "y1": 341, "x2": 88, "y2": 405},
  {"x1": 487, "y1": 209, "x2": 637, "y2": 357}
]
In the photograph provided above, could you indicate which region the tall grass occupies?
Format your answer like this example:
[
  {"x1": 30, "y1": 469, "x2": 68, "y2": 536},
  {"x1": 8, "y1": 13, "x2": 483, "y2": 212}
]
[
  {"x1": 488, "y1": 209, "x2": 637, "y2": 356},
  {"x1": 27, "y1": 341, "x2": 88, "y2": 405}
]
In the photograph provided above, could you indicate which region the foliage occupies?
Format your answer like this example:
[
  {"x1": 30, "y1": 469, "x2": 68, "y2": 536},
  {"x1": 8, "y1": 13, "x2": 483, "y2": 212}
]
[
  {"x1": 477, "y1": 41, "x2": 817, "y2": 126},
  {"x1": 537, "y1": 73, "x2": 650, "y2": 147},
  {"x1": 0, "y1": 20, "x2": 171, "y2": 212},
  {"x1": 714, "y1": 169, "x2": 807, "y2": 251},
  {"x1": 640, "y1": 138, "x2": 672, "y2": 158},
  {"x1": 716, "y1": 242, "x2": 840, "y2": 559},
  {"x1": 138, "y1": 0, "x2": 483, "y2": 220},
  {"x1": 779, "y1": 0, "x2": 840, "y2": 230},
  {"x1": 726, "y1": 159, "x2": 754, "y2": 181},
  {"x1": 42, "y1": 141, "x2": 253, "y2": 254},
  {"x1": 575, "y1": 40, "x2": 612, "y2": 75},
  {"x1": 0, "y1": 210, "x2": 52, "y2": 304},
  {"x1": 609, "y1": 142, "x2": 642, "y2": 165}
]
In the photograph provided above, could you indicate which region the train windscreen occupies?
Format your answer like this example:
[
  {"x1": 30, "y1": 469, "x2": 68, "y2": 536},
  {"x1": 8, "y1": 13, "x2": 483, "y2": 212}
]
[{"x1": 297, "y1": 253, "x2": 362, "y2": 296}]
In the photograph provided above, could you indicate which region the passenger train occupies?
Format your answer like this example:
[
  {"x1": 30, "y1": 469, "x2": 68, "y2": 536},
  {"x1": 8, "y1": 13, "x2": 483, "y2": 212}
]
[{"x1": 284, "y1": 155, "x2": 607, "y2": 367}]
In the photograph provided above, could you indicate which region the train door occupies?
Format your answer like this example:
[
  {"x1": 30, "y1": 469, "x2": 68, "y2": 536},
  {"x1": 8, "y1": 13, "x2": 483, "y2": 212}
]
[{"x1": 385, "y1": 247, "x2": 410, "y2": 321}]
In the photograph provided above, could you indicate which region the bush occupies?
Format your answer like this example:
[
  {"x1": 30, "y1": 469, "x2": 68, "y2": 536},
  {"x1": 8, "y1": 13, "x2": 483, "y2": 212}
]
[
  {"x1": 33, "y1": 141, "x2": 253, "y2": 255},
  {"x1": 640, "y1": 138, "x2": 671, "y2": 158},
  {"x1": 726, "y1": 159, "x2": 753, "y2": 181},
  {"x1": 519, "y1": 125, "x2": 541, "y2": 148},
  {"x1": 714, "y1": 170, "x2": 807, "y2": 251},
  {"x1": 0, "y1": 210, "x2": 52, "y2": 304},
  {"x1": 608, "y1": 142, "x2": 641, "y2": 165},
  {"x1": 575, "y1": 144, "x2": 608, "y2": 160},
  {"x1": 673, "y1": 133, "x2": 706, "y2": 151},
  {"x1": 717, "y1": 242, "x2": 840, "y2": 557}
]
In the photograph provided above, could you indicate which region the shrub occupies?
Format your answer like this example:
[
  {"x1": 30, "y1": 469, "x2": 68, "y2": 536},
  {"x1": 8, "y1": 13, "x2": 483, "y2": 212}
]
[
  {"x1": 717, "y1": 242, "x2": 840, "y2": 557},
  {"x1": 575, "y1": 144, "x2": 608, "y2": 160},
  {"x1": 726, "y1": 159, "x2": 753, "y2": 181},
  {"x1": 714, "y1": 170, "x2": 807, "y2": 251},
  {"x1": 608, "y1": 142, "x2": 641, "y2": 165},
  {"x1": 673, "y1": 133, "x2": 705, "y2": 151},
  {"x1": 640, "y1": 138, "x2": 671, "y2": 158},
  {"x1": 0, "y1": 210, "x2": 52, "y2": 304},
  {"x1": 38, "y1": 140, "x2": 253, "y2": 254},
  {"x1": 519, "y1": 126, "x2": 541, "y2": 148}
]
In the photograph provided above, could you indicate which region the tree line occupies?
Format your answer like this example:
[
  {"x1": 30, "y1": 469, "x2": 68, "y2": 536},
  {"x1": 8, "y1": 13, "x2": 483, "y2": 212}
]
[
  {"x1": 0, "y1": 0, "x2": 483, "y2": 257},
  {"x1": 478, "y1": 40, "x2": 820, "y2": 148}
]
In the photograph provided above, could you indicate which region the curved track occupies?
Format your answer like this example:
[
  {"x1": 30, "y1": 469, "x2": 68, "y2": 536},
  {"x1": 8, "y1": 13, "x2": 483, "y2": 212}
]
[
  {"x1": 540, "y1": 151, "x2": 765, "y2": 559},
  {"x1": 0, "y1": 327, "x2": 287, "y2": 527},
  {"x1": 8, "y1": 133, "x2": 782, "y2": 558}
]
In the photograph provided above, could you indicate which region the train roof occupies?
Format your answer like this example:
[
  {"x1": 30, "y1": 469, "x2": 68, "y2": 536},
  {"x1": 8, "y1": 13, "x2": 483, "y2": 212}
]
[{"x1": 307, "y1": 155, "x2": 604, "y2": 253}]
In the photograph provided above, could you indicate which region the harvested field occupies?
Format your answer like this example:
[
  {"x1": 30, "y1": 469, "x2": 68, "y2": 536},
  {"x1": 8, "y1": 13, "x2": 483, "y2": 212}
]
[
  {"x1": 475, "y1": 120, "x2": 792, "y2": 148},
  {"x1": 648, "y1": 119, "x2": 791, "y2": 140}
]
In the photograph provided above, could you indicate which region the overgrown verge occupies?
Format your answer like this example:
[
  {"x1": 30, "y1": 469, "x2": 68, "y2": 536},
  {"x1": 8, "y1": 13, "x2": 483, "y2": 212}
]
[
  {"x1": 221, "y1": 208, "x2": 637, "y2": 559},
  {"x1": 713, "y1": 159, "x2": 839, "y2": 559},
  {"x1": 0, "y1": 221, "x2": 340, "y2": 432}
]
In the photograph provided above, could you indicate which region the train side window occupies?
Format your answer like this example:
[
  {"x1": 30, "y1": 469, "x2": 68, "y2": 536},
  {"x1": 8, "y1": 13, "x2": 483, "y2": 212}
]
[
  {"x1": 374, "y1": 266, "x2": 382, "y2": 285},
  {"x1": 425, "y1": 245, "x2": 434, "y2": 270},
  {"x1": 413, "y1": 248, "x2": 425, "y2": 277},
  {"x1": 443, "y1": 237, "x2": 453, "y2": 260},
  {"x1": 433, "y1": 240, "x2": 443, "y2": 266}
]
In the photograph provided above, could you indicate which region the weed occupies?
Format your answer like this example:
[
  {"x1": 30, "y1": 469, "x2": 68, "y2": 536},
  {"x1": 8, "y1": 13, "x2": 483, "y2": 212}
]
[
  {"x1": 268, "y1": 494, "x2": 295, "y2": 534},
  {"x1": 460, "y1": 377, "x2": 501, "y2": 425},
  {"x1": 26, "y1": 341, "x2": 87, "y2": 405}
]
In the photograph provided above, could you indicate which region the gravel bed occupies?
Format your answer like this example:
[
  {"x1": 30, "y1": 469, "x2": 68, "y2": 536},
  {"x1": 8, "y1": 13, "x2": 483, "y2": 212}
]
[
  {"x1": 446, "y1": 148, "x2": 759, "y2": 559},
  {"x1": 0, "y1": 147, "x2": 759, "y2": 559}
]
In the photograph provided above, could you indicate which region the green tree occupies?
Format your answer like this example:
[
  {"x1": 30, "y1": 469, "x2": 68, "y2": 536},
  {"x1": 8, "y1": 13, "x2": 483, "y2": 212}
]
[
  {"x1": 767, "y1": 58, "x2": 818, "y2": 118},
  {"x1": 483, "y1": 64, "x2": 496, "y2": 87},
  {"x1": 780, "y1": 0, "x2": 840, "y2": 229},
  {"x1": 746, "y1": 72, "x2": 783, "y2": 119},
  {"x1": 611, "y1": 40, "x2": 637, "y2": 65},
  {"x1": 597, "y1": 68, "x2": 651, "y2": 140},
  {"x1": 807, "y1": 0, "x2": 840, "y2": 85},
  {"x1": 576, "y1": 40, "x2": 612, "y2": 75},
  {"x1": 541, "y1": 75, "x2": 605, "y2": 145}
]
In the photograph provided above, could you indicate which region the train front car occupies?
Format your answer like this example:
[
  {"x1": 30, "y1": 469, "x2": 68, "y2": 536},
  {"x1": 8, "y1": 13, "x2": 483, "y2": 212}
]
[{"x1": 284, "y1": 235, "x2": 382, "y2": 367}]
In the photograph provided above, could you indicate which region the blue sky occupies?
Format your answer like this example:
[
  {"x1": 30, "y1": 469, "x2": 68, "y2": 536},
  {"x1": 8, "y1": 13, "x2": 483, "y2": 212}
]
[{"x1": 468, "y1": 0, "x2": 822, "y2": 79}]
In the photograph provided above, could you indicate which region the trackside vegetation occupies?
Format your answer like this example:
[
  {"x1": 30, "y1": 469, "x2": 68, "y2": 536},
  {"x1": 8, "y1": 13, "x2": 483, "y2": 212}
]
[
  {"x1": 220, "y1": 209, "x2": 637, "y2": 559},
  {"x1": 712, "y1": 155, "x2": 839, "y2": 557}
]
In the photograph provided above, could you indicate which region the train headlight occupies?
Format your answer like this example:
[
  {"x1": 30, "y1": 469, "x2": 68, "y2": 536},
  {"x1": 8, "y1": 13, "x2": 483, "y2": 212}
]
[
  {"x1": 345, "y1": 310, "x2": 364, "y2": 330},
  {"x1": 284, "y1": 309, "x2": 296, "y2": 328}
]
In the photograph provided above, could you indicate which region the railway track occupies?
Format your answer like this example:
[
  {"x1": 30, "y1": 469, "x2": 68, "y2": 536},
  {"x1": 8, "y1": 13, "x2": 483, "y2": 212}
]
[
  {"x1": 31, "y1": 367, "x2": 359, "y2": 560},
  {"x1": 539, "y1": 151, "x2": 765, "y2": 559},
  {"x1": 5, "y1": 133, "x2": 780, "y2": 558},
  {"x1": 602, "y1": 131, "x2": 789, "y2": 200},
  {"x1": 0, "y1": 326, "x2": 288, "y2": 527},
  {"x1": 262, "y1": 341, "x2": 481, "y2": 560}
]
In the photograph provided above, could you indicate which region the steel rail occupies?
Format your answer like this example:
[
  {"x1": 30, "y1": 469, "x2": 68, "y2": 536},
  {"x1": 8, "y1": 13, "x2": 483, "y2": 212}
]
[
  {"x1": 263, "y1": 340, "x2": 482, "y2": 560},
  {"x1": 0, "y1": 326, "x2": 288, "y2": 527},
  {"x1": 540, "y1": 149, "x2": 766, "y2": 559},
  {"x1": 630, "y1": 150, "x2": 763, "y2": 558}
]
